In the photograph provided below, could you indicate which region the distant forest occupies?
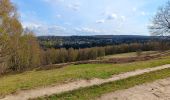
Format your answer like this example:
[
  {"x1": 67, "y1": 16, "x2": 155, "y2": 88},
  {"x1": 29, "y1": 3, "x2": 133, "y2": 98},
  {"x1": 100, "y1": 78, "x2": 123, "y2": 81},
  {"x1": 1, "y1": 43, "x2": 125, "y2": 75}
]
[{"x1": 38, "y1": 35, "x2": 168, "y2": 49}]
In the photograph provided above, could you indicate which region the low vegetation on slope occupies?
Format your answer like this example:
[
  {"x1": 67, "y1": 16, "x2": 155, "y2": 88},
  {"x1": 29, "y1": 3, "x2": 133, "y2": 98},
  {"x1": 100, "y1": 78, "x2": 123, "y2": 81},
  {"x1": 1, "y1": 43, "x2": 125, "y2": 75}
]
[
  {"x1": 1, "y1": 56, "x2": 170, "y2": 97},
  {"x1": 100, "y1": 51, "x2": 157, "y2": 59},
  {"x1": 33, "y1": 68, "x2": 170, "y2": 100}
]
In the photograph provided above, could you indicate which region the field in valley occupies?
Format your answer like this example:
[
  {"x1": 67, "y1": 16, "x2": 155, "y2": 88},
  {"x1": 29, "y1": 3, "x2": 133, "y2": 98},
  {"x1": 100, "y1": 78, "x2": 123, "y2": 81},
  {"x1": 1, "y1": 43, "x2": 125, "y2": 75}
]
[{"x1": 1, "y1": 51, "x2": 170, "y2": 100}]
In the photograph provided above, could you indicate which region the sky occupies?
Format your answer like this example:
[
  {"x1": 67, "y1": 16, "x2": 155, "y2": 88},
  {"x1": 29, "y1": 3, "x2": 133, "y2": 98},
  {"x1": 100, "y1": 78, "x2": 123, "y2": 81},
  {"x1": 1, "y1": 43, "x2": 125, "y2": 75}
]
[{"x1": 11, "y1": 0, "x2": 168, "y2": 36}]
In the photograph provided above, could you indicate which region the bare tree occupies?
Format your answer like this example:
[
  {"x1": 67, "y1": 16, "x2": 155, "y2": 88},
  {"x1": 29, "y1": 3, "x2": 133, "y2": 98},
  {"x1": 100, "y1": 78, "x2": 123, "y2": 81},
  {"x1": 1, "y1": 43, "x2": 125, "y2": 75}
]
[
  {"x1": 149, "y1": 1, "x2": 170, "y2": 50},
  {"x1": 149, "y1": 1, "x2": 170, "y2": 36}
]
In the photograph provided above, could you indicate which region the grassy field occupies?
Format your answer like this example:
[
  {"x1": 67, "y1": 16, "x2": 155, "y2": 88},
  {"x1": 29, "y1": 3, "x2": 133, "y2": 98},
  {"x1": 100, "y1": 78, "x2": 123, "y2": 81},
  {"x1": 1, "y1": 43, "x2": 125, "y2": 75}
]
[
  {"x1": 100, "y1": 51, "x2": 158, "y2": 59},
  {"x1": 1, "y1": 56, "x2": 170, "y2": 97},
  {"x1": 33, "y1": 68, "x2": 170, "y2": 100}
]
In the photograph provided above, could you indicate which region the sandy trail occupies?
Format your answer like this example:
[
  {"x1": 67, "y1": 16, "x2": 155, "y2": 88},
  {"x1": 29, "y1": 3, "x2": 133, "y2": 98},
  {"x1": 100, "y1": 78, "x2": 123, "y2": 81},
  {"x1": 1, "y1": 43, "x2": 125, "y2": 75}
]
[
  {"x1": 1, "y1": 64, "x2": 170, "y2": 100},
  {"x1": 98, "y1": 77, "x2": 170, "y2": 100}
]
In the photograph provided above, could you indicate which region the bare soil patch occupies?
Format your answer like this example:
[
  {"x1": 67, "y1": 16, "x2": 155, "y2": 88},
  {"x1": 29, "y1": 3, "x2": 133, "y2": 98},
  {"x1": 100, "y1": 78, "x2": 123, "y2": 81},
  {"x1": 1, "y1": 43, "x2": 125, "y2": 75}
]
[{"x1": 98, "y1": 77, "x2": 170, "y2": 100}]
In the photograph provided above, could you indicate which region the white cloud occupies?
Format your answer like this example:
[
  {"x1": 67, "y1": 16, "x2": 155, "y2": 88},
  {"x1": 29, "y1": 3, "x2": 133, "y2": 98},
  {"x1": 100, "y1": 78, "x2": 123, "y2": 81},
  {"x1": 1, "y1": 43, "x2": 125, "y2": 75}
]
[
  {"x1": 120, "y1": 16, "x2": 126, "y2": 21},
  {"x1": 23, "y1": 22, "x2": 67, "y2": 36},
  {"x1": 49, "y1": 25, "x2": 66, "y2": 31},
  {"x1": 22, "y1": 22, "x2": 41, "y2": 29},
  {"x1": 56, "y1": 14, "x2": 62, "y2": 18},
  {"x1": 141, "y1": 11, "x2": 146, "y2": 16},
  {"x1": 68, "y1": 3, "x2": 80, "y2": 11},
  {"x1": 16, "y1": 0, "x2": 157, "y2": 36},
  {"x1": 104, "y1": 13, "x2": 126, "y2": 22},
  {"x1": 75, "y1": 27, "x2": 103, "y2": 34},
  {"x1": 107, "y1": 13, "x2": 118, "y2": 20},
  {"x1": 64, "y1": 22, "x2": 72, "y2": 26},
  {"x1": 140, "y1": 11, "x2": 151, "y2": 16},
  {"x1": 96, "y1": 19, "x2": 105, "y2": 24},
  {"x1": 132, "y1": 7, "x2": 137, "y2": 12}
]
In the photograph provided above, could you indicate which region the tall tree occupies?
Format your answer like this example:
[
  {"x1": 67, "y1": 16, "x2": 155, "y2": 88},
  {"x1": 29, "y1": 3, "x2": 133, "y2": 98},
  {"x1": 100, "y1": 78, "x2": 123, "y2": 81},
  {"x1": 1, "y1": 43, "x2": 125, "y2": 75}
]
[
  {"x1": 0, "y1": 0, "x2": 17, "y2": 73},
  {"x1": 148, "y1": 1, "x2": 170, "y2": 50},
  {"x1": 0, "y1": 0, "x2": 41, "y2": 73},
  {"x1": 149, "y1": 1, "x2": 170, "y2": 36}
]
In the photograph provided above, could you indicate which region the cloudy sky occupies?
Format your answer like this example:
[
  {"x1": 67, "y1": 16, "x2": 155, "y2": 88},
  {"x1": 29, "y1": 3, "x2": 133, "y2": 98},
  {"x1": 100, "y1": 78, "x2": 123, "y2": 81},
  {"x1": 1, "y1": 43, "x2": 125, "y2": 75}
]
[{"x1": 11, "y1": 0, "x2": 168, "y2": 36}]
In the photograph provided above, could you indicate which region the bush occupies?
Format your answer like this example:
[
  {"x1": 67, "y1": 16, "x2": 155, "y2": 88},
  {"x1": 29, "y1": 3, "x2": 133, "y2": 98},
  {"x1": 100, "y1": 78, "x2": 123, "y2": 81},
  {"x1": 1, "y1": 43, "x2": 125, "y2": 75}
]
[{"x1": 136, "y1": 50, "x2": 142, "y2": 57}]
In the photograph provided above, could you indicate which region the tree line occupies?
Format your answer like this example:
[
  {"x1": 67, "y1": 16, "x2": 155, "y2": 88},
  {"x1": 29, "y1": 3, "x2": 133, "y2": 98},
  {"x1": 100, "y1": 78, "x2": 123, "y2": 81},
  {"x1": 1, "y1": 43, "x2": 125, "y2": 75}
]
[
  {"x1": 41, "y1": 41, "x2": 169, "y2": 65},
  {"x1": 38, "y1": 35, "x2": 161, "y2": 49}
]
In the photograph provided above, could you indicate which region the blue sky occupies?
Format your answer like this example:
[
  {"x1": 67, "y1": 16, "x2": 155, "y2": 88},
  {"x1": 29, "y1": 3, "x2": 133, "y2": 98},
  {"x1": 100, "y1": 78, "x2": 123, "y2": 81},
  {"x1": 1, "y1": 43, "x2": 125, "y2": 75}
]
[{"x1": 11, "y1": 0, "x2": 168, "y2": 36}]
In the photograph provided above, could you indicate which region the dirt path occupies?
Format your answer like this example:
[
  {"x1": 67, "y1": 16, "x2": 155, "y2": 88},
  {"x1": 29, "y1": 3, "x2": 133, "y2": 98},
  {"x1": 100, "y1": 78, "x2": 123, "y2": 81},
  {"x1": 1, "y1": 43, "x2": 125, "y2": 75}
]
[
  {"x1": 98, "y1": 77, "x2": 170, "y2": 100},
  {"x1": 1, "y1": 64, "x2": 170, "y2": 100}
]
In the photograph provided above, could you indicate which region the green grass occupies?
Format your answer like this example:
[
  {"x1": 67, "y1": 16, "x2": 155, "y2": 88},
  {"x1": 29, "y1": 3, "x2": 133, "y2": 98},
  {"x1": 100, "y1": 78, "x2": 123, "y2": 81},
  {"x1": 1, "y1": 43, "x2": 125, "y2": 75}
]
[
  {"x1": 1, "y1": 56, "x2": 170, "y2": 97},
  {"x1": 34, "y1": 68, "x2": 170, "y2": 100}
]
